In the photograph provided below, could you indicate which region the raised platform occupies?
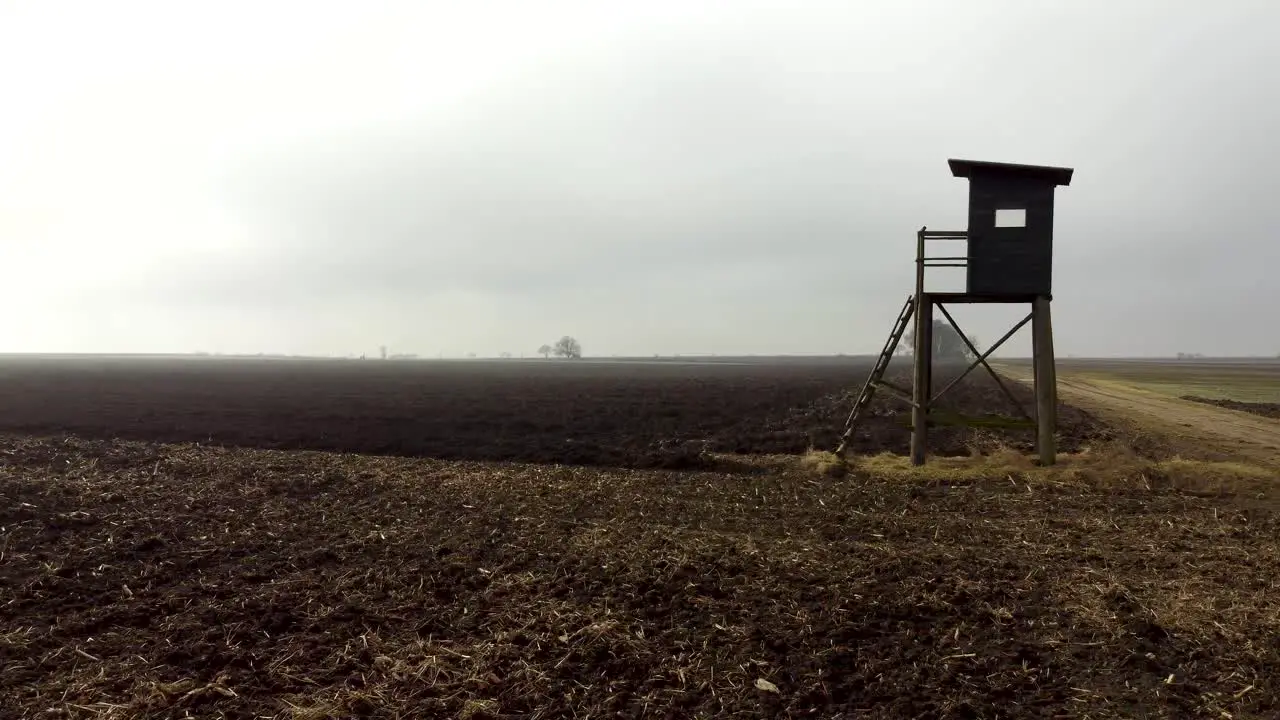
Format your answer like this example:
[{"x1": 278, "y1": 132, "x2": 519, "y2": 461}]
[{"x1": 922, "y1": 292, "x2": 1050, "y2": 304}]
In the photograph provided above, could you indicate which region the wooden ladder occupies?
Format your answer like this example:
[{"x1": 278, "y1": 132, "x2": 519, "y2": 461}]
[{"x1": 835, "y1": 295, "x2": 916, "y2": 455}]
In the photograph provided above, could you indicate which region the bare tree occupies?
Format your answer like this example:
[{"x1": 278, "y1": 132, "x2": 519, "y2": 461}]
[
  {"x1": 538, "y1": 344, "x2": 552, "y2": 359},
  {"x1": 553, "y1": 336, "x2": 582, "y2": 359}
]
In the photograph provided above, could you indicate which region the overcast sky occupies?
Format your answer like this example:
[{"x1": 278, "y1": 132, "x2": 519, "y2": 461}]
[{"x1": 2, "y1": 1, "x2": 1277, "y2": 357}]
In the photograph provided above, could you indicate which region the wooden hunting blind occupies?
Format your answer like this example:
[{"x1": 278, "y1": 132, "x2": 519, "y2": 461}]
[
  {"x1": 836, "y1": 158, "x2": 1075, "y2": 466},
  {"x1": 950, "y1": 159, "x2": 1074, "y2": 298}
]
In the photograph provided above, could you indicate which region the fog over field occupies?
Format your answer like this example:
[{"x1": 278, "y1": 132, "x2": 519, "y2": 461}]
[{"x1": 2, "y1": 1, "x2": 1277, "y2": 358}]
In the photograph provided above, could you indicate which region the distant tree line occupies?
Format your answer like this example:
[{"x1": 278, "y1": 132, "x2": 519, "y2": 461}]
[
  {"x1": 897, "y1": 320, "x2": 979, "y2": 362},
  {"x1": 538, "y1": 336, "x2": 582, "y2": 359}
]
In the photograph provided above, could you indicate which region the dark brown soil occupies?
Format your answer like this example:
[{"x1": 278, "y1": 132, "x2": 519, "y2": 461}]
[
  {"x1": 2, "y1": 435, "x2": 1277, "y2": 719},
  {"x1": 0, "y1": 356, "x2": 1105, "y2": 469},
  {"x1": 1181, "y1": 395, "x2": 1280, "y2": 420}
]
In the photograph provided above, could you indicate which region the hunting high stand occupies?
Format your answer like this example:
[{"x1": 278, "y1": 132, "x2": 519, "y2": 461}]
[{"x1": 836, "y1": 159, "x2": 1074, "y2": 465}]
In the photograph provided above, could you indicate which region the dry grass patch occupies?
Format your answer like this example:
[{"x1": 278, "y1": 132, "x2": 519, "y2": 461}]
[
  {"x1": 844, "y1": 443, "x2": 1277, "y2": 496},
  {"x1": 1153, "y1": 457, "x2": 1277, "y2": 498},
  {"x1": 798, "y1": 449, "x2": 848, "y2": 478}
]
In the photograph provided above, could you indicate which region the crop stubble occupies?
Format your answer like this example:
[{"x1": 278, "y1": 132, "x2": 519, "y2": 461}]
[{"x1": 3, "y1": 433, "x2": 1279, "y2": 718}]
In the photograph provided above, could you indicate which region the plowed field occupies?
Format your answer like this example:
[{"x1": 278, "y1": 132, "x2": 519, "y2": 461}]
[
  {"x1": 0, "y1": 356, "x2": 1104, "y2": 468},
  {"x1": 3, "y1": 436, "x2": 1277, "y2": 718}
]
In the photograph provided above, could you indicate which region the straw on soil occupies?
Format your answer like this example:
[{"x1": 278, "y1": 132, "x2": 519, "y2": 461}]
[{"x1": 3, "y1": 434, "x2": 1279, "y2": 718}]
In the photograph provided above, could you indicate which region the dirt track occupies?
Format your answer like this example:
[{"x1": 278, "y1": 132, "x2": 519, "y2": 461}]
[{"x1": 1010, "y1": 367, "x2": 1280, "y2": 469}]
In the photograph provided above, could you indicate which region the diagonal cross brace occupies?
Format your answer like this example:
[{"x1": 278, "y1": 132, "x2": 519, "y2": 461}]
[
  {"x1": 929, "y1": 304, "x2": 1034, "y2": 421},
  {"x1": 872, "y1": 379, "x2": 917, "y2": 409}
]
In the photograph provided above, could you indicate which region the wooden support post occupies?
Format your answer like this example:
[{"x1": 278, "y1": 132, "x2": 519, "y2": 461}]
[
  {"x1": 910, "y1": 295, "x2": 933, "y2": 466},
  {"x1": 1032, "y1": 296, "x2": 1057, "y2": 465},
  {"x1": 1031, "y1": 312, "x2": 1040, "y2": 424}
]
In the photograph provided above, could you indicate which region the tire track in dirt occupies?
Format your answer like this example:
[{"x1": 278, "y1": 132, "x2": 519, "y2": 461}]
[{"x1": 998, "y1": 366, "x2": 1280, "y2": 469}]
